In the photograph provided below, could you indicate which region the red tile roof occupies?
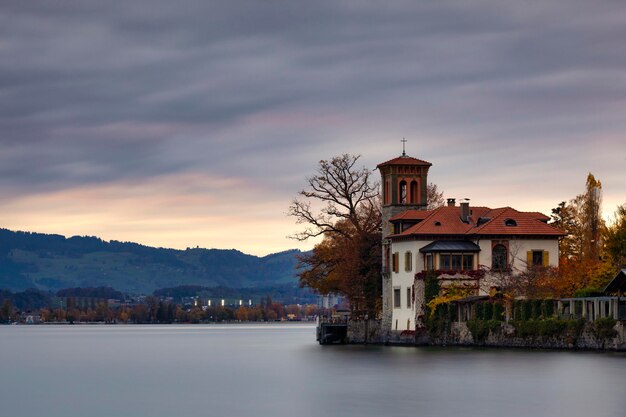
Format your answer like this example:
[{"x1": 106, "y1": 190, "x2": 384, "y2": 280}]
[
  {"x1": 377, "y1": 155, "x2": 432, "y2": 169},
  {"x1": 389, "y1": 210, "x2": 432, "y2": 221},
  {"x1": 390, "y1": 205, "x2": 565, "y2": 238},
  {"x1": 473, "y1": 207, "x2": 564, "y2": 236}
]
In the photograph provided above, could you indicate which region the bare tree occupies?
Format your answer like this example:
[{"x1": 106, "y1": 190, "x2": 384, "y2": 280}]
[
  {"x1": 288, "y1": 154, "x2": 380, "y2": 240},
  {"x1": 288, "y1": 154, "x2": 382, "y2": 317},
  {"x1": 426, "y1": 182, "x2": 445, "y2": 210}
]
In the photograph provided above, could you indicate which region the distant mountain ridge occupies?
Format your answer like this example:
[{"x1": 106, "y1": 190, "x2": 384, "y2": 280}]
[{"x1": 0, "y1": 228, "x2": 304, "y2": 294}]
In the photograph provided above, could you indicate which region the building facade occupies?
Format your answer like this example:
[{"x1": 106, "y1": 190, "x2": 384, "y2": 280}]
[{"x1": 378, "y1": 153, "x2": 565, "y2": 332}]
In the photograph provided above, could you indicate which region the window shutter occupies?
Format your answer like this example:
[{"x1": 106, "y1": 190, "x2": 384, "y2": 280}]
[
  {"x1": 543, "y1": 251, "x2": 549, "y2": 267},
  {"x1": 526, "y1": 251, "x2": 533, "y2": 268}
]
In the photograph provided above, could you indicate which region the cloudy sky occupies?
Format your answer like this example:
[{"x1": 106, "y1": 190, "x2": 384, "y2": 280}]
[{"x1": 1, "y1": 1, "x2": 625, "y2": 256}]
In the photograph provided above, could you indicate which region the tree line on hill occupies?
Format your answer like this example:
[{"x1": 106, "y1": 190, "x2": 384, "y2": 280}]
[{"x1": 0, "y1": 229, "x2": 304, "y2": 293}]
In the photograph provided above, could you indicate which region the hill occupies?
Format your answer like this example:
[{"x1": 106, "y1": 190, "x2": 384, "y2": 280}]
[{"x1": 0, "y1": 228, "x2": 304, "y2": 294}]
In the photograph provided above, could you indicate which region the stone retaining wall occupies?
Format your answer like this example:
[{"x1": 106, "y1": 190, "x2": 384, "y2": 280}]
[{"x1": 345, "y1": 319, "x2": 626, "y2": 350}]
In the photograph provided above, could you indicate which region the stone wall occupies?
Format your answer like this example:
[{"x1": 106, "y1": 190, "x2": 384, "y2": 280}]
[
  {"x1": 347, "y1": 319, "x2": 386, "y2": 344},
  {"x1": 436, "y1": 321, "x2": 626, "y2": 350},
  {"x1": 380, "y1": 273, "x2": 393, "y2": 332},
  {"x1": 345, "y1": 319, "x2": 626, "y2": 350}
]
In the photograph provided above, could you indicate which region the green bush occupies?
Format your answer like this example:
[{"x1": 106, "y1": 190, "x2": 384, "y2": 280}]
[
  {"x1": 531, "y1": 300, "x2": 542, "y2": 319},
  {"x1": 474, "y1": 302, "x2": 483, "y2": 320},
  {"x1": 512, "y1": 318, "x2": 586, "y2": 340},
  {"x1": 483, "y1": 302, "x2": 493, "y2": 322},
  {"x1": 593, "y1": 317, "x2": 617, "y2": 339},
  {"x1": 467, "y1": 319, "x2": 501, "y2": 343},
  {"x1": 521, "y1": 300, "x2": 532, "y2": 321},
  {"x1": 542, "y1": 300, "x2": 555, "y2": 318},
  {"x1": 493, "y1": 303, "x2": 504, "y2": 321},
  {"x1": 424, "y1": 272, "x2": 440, "y2": 303}
]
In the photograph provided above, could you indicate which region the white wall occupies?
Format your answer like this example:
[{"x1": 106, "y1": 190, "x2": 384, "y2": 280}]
[
  {"x1": 390, "y1": 240, "x2": 433, "y2": 331},
  {"x1": 477, "y1": 238, "x2": 559, "y2": 271},
  {"x1": 478, "y1": 238, "x2": 560, "y2": 294}
]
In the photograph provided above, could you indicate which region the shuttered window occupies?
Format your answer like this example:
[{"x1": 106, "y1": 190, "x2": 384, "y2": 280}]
[
  {"x1": 404, "y1": 252, "x2": 412, "y2": 272},
  {"x1": 392, "y1": 252, "x2": 399, "y2": 273},
  {"x1": 527, "y1": 250, "x2": 550, "y2": 269}
]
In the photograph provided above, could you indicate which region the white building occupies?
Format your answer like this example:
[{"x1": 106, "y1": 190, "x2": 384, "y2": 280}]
[{"x1": 378, "y1": 152, "x2": 565, "y2": 332}]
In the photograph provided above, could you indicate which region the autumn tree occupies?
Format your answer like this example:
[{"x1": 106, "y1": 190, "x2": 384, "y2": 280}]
[
  {"x1": 547, "y1": 173, "x2": 614, "y2": 296},
  {"x1": 605, "y1": 204, "x2": 626, "y2": 269},
  {"x1": 288, "y1": 154, "x2": 382, "y2": 317}
]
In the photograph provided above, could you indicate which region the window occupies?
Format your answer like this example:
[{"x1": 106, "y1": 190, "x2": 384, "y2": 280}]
[
  {"x1": 527, "y1": 250, "x2": 549, "y2": 268},
  {"x1": 504, "y1": 218, "x2": 517, "y2": 227},
  {"x1": 410, "y1": 181, "x2": 418, "y2": 204},
  {"x1": 492, "y1": 244, "x2": 507, "y2": 271},
  {"x1": 399, "y1": 181, "x2": 407, "y2": 204},
  {"x1": 404, "y1": 252, "x2": 413, "y2": 272},
  {"x1": 393, "y1": 288, "x2": 401, "y2": 308},
  {"x1": 438, "y1": 253, "x2": 473, "y2": 271},
  {"x1": 462, "y1": 254, "x2": 473, "y2": 270},
  {"x1": 426, "y1": 254, "x2": 434, "y2": 271},
  {"x1": 407, "y1": 287, "x2": 412, "y2": 308},
  {"x1": 392, "y1": 252, "x2": 399, "y2": 273},
  {"x1": 440, "y1": 254, "x2": 451, "y2": 270},
  {"x1": 451, "y1": 254, "x2": 462, "y2": 271}
]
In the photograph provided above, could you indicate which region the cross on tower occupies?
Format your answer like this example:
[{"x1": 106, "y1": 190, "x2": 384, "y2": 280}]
[{"x1": 401, "y1": 138, "x2": 407, "y2": 156}]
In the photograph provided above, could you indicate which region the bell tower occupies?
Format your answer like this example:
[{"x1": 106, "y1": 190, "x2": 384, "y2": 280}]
[
  {"x1": 377, "y1": 144, "x2": 432, "y2": 240},
  {"x1": 377, "y1": 143, "x2": 431, "y2": 334}
]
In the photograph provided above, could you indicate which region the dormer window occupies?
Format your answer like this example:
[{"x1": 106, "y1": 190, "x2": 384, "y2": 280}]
[
  {"x1": 504, "y1": 219, "x2": 517, "y2": 227},
  {"x1": 434, "y1": 221, "x2": 441, "y2": 226}
]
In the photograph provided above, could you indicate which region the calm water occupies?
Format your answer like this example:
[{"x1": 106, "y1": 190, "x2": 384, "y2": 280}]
[{"x1": 1, "y1": 324, "x2": 625, "y2": 417}]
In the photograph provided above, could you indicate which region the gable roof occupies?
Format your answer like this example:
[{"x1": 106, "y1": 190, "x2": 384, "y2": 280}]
[
  {"x1": 377, "y1": 155, "x2": 432, "y2": 169},
  {"x1": 390, "y1": 205, "x2": 565, "y2": 238},
  {"x1": 603, "y1": 269, "x2": 626, "y2": 294},
  {"x1": 472, "y1": 207, "x2": 564, "y2": 236}
]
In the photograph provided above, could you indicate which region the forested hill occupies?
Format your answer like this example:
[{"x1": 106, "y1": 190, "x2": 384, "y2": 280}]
[{"x1": 0, "y1": 228, "x2": 303, "y2": 294}]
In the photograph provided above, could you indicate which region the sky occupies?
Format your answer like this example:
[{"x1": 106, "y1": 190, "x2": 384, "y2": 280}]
[{"x1": 1, "y1": 1, "x2": 625, "y2": 256}]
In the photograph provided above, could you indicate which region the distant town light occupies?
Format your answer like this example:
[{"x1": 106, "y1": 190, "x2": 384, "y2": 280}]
[{"x1": 221, "y1": 299, "x2": 225, "y2": 307}]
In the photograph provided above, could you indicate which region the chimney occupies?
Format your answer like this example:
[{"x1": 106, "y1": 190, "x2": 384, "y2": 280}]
[
  {"x1": 460, "y1": 199, "x2": 470, "y2": 223},
  {"x1": 447, "y1": 198, "x2": 456, "y2": 207}
]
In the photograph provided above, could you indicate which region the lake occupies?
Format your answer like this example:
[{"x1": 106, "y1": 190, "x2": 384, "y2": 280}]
[{"x1": 1, "y1": 323, "x2": 625, "y2": 417}]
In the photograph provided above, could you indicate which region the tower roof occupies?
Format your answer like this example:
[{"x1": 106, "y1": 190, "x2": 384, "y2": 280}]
[{"x1": 376, "y1": 155, "x2": 432, "y2": 169}]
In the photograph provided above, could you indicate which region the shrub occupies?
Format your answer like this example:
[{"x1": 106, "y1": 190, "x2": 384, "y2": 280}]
[
  {"x1": 492, "y1": 302, "x2": 504, "y2": 321},
  {"x1": 531, "y1": 300, "x2": 542, "y2": 319},
  {"x1": 542, "y1": 300, "x2": 555, "y2": 318},
  {"x1": 512, "y1": 318, "x2": 585, "y2": 340},
  {"x1": 593, "y1": 317, "x2": 617, "y2": 339},
  {"x1": 482, "y1": 302, "x2": 493, "y2": 322},
  {"x1": 467, "y1": 319, "x2": 501, "y2": 343}
]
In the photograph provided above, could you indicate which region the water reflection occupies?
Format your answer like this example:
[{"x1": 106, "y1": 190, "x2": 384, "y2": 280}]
[{"x1": 1, "y1": 324, "x2": 625, "y2": 417}]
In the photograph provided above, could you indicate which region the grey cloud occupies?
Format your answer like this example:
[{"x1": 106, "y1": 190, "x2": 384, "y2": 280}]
[{"x1": 0, "y1": 0, "x2": 625, "y2": 205}]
